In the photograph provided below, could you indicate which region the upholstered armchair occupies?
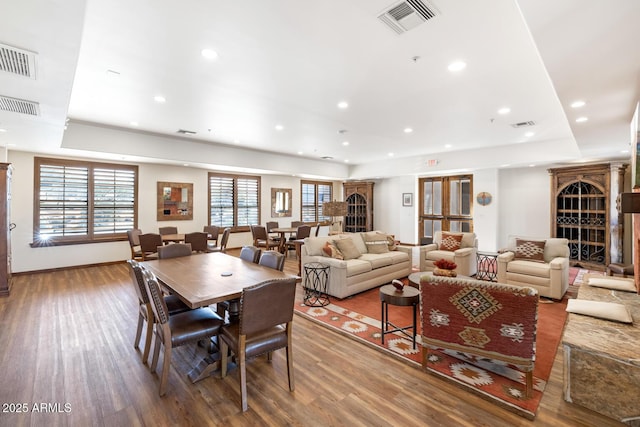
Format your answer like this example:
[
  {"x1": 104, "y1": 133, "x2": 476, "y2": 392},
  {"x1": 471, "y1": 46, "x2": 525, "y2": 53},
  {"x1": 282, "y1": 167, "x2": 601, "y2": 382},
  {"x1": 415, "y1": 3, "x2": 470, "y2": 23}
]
[
  {"x1": 419, "y1": 231, "x2": 478, "y2": 277},
  {"x1": 496, "y1": 236, "x2": 570, "y2": 300}
]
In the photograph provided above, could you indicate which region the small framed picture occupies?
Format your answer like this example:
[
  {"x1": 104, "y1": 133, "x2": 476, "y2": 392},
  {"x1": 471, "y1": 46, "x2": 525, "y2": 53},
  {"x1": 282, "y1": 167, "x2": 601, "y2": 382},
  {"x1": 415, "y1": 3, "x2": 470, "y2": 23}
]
[{"x1": 402, "y1": 193, "x2": 413, "y2": 207}]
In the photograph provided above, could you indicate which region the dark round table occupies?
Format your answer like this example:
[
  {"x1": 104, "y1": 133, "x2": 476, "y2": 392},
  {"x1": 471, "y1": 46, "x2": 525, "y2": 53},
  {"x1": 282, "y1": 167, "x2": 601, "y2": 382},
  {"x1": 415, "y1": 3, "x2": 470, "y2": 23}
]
[
  {"x1": 303, "y1": 262, "x2": 330, "y2": 307},
  {"x1": 379, "y1": 284, "x2": 420, "y2": 349}
]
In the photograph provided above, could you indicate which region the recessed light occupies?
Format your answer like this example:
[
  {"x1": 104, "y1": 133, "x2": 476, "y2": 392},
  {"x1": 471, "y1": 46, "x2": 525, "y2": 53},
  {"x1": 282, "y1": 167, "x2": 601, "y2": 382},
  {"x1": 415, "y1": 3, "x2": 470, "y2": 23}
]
[
  {"x1": 337, "y1": 101, "x2": 349, "y2": 109},
  {"x1": 342, "y1": 141, "x2": 349, "y2": 146},
  {"x1": 524, "y1": 132, "x2": 535, "y2": 137},
  {"x1": 576, "y1": 117, "x2": 588, "y2": 123},
  {"x1": 201, "y1": 49, "x2": 218, "y2": 60},
  {"x1": 234, "y1": 139, "x2": 240, "y2": 144},
  {"x1": 154, "y1": 95, "x2": 166, "y2": 103},
  {"x1": 275, "y1": 124, "x2": 284, "y2": 131},
  {"x1": 621, "y1": 150, "x2": 629, "y2": 154},
  {"x1": 500, "y1": 164, "x2": 510, "y2": 168},
  {"x1": 344, "y1": 159, "x2": 349, "y2": 163},
  {"x1": 388, "y1": 152, "x2": 394, "y2": 157},
  {"x1": 130, "y1": 121, "x2": 138, "y2": 126},
  {"x1": 571, "y1": 100, "x2": 586, "y2": 108},
  {"x1": 529, "y1": 164, "x2": 536, "y2": 167},
  {"x1": 297, "y1": 151, "x2": 303, "y2": 155},
  {"x1": 183, "y1": 163, "x2": 189, "y2": 167},
  {"x1": 448, "y1": 61, "x2": 467, "y2": 72},
  {"x1": 498, "y1": 107, "x2": 511, "y2": 115},
  {"x1": 0, "y1": 128, "x2": 6, "y2": 133},
  {"x1": 444, "y1": 144, "x2": 452, "y2": 149},
  {"x1": 404, "y1": 127, "x2": 413, "y2": 133}
]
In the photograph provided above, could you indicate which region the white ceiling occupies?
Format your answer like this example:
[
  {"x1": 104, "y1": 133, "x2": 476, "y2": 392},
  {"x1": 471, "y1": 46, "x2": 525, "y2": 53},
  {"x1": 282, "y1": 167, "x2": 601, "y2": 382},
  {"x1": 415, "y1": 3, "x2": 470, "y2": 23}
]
[{"x1": 0, "y1": 0, "x2": 638, "y2": 177}]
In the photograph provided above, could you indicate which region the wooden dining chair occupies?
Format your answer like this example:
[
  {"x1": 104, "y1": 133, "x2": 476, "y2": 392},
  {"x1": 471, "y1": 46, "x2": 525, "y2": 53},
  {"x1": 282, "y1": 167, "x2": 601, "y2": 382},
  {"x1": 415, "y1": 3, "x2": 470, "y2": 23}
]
[
  {"x1": 266, "y1": 221, "x2": 281, "y2": 242},
  {"x1": 157, "y1": 243, "x2": 192, "y2": 259},
  {"x1": 251, "y1": 225, "x2": 279, "y2": 251},
  {"x1": 203, "y1": 225, "x2": 219, "y2": 249},
  {"x1": 142, "y1": 269, "x2": 225, "y2": 396},
  {"x1": 126, "y1": 260, "x2": 190, "y2": 365},
  {"x1": 287, "y1": 225, "x2": 310, "y2": 255},
  {"x1": 127, "y1": 228, "x2": 143, "y2": 260},
  {"x1": 239, "y1": 245, "x2": 262, "y2": 263},
  {"x1": 184, "y1": 232, "x2": 209, "y2": 253},
  {"x1": 289, "y1": 221, "x2": 304, "y2": 240},
  {"x1": 219, "y1": 277, "x2": 297, "y2": 411},
  {"x1": 258, "y1": 250, "x2": 285, "y2": 271},
  {"x1": 158, "y1": 226, "x2": 178, "y2": 235},
  {"x1": 209, "y1": 228, "x2": 230, "y2": 253},
  {"x1": 139, "y1": 233, "x2": 163, "y2": 261}
]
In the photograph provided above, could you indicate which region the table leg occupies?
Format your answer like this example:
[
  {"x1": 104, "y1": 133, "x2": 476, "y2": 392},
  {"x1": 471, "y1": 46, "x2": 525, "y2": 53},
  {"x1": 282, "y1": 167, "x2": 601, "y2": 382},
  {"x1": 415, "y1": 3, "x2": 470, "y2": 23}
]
[
  {"x1": 187, "y1": 353, "x2": 221, "y2": 383},
  {"x1": 412, "y1": 303, "x2": 417, "y2": 349}
]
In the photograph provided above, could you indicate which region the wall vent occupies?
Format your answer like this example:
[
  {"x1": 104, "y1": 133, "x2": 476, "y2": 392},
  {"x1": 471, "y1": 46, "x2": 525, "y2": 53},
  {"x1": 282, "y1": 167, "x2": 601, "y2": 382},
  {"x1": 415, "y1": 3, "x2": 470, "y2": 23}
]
[
  {"x1": 0, "y1": 95, "x2": 40, "y2": 116},
  {"x1": 177, "y1": 129, "x2": 197, "y2": 135},
  {"x1": 511, "y1": 121, "x2": 536, "y2": 128},
  {"x1": 378, "y1": 0, "x2": 439, "y2": 34},
  {"x1": 0, "y1": 43, "x2": 36, "y2": 79}
]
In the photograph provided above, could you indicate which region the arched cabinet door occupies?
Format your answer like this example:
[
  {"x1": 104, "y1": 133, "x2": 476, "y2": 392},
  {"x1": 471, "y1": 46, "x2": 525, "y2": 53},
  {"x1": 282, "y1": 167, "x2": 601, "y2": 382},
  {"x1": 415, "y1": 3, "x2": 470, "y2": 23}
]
[{"x1": 343, "y1": 182, "x2": 374, "y2": 233}]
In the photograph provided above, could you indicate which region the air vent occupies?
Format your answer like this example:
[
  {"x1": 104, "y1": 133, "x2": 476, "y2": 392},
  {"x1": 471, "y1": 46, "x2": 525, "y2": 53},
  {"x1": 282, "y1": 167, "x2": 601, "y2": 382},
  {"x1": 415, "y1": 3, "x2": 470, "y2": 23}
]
[
  {"x1": 511, "y1": 121, "x2": 536, "y2": 128},
  {"x1": 0, "y1": 43, "x2": 36, "y2": 79},
  {"x1": 0, "y1": 95, "x2": 39, "y2": 116},
  {"x1": 321, "y1": 156, "x2": 334, "y2": 160},
  {"x1": 378, "y1": 0, "x2": 439, "y2": 34},
  {"x1": 177, "y1": 129, "x2": 197, "y2": 135}
]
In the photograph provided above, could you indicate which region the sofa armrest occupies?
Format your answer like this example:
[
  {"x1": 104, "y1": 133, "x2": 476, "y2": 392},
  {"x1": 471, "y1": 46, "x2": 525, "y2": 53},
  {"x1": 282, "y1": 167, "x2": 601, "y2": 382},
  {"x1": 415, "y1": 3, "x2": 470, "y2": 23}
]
[
  {"x1": 422, "y1": 243, "x2": 438, "y2": 254},
  {"x1": 453, "y1": 247, "x2": 475, "y2": 258},
  {"x1": 395, "y1": 245, "x2": 413, "y2": 257},
  {"x1": 497, "y1": 251, "x2": 515, "y2": 264},
  {"x1": 549, "y1": 257, "x2": 569, "y2": 270}
]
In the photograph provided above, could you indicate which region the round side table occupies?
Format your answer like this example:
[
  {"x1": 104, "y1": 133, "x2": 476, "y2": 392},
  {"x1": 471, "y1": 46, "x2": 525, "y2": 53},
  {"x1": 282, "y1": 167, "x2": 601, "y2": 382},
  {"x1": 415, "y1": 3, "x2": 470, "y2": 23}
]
[
  {"x1": 379, "y1": 284, "x2": 420, "y2": 349},
  {"x1": 303, "y1": 262, "x2": 330, "y2": 307}
]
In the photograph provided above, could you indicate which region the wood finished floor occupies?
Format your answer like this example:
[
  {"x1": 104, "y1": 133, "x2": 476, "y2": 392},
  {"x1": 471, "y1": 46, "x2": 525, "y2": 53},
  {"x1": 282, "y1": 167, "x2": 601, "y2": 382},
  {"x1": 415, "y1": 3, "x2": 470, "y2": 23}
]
[{"x1": 0, "y1": 250, "x2": 624, "y2": 427}]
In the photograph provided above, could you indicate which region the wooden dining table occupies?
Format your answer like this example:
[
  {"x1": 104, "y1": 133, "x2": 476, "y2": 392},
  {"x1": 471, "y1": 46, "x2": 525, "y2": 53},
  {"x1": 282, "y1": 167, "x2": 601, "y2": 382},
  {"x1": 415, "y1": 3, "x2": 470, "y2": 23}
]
[
  {"x1": 142, "y1": 252, "x2": 297, "y2": 382},
  {"x1": 271, "y1": 227, "x2": 298, "y2": 253},
  {"x1": 161, "y1": 233, "x2": 185, "y2": 244}
]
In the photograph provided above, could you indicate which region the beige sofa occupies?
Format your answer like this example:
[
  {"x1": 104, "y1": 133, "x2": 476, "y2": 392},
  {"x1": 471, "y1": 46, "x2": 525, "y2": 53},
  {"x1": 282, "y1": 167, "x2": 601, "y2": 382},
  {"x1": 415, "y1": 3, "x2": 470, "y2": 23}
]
[
  {"x1": 496, "y1": 235, "x2": 570, "y2": 300},
  {"x1": 300, "y1": 232, "x2": 412, "y2": 299},
  {"x1": 419, "y1": 231, "x2": 478, "y2": 277}
]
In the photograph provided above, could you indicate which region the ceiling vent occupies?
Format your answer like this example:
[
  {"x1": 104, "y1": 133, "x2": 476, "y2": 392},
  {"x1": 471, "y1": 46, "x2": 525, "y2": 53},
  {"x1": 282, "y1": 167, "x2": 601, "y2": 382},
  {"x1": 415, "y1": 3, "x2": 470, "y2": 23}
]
[
  {"x1": 0, "y1": 43, "x2": 37, "y2": 79},
  {"x1": 176, "y1": 129, "x2": 197, "y2": 136},
  {"x1": 0, "y1": 95, "x2": 39, "y2": 116},
  {"x1": 321, "y1": 156, "x2": 334, "y2": 160},
  {"x1": 378, "y1": 0, "x2": 439, "y2": 34},
  {"x1": 511, "y1": 121, "x2": 536, "y2": 128}
]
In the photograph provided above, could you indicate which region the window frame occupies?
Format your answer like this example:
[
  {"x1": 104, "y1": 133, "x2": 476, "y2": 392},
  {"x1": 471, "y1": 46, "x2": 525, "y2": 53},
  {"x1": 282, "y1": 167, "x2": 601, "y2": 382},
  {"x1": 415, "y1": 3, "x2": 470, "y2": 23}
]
[
  {"x1": 32, "y1": 156, "x2": 138, "y2": 247},
  {"x1": 207, "y1": 172, "x2": 261, "y2": 232},
  {"x1": 418, "y1": 174, "x2": 473, "y2": 241},
  {"x1": 300, "y1": 180, "x2": 333, "y2": 224}
]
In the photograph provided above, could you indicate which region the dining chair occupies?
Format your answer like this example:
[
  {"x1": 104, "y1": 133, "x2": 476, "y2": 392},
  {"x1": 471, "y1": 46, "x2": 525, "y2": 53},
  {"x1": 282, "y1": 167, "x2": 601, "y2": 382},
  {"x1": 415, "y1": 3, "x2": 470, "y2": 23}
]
[
  {"x1": 127, "y1": 228, "x2": 143, "y2": 260},
  {"x1": 289, "y1": 221, "x2": 304, "y2": 239},
  {"x1": 126, "y1": 260, "x2": 190, "y2": 365},
  {"x1": 251, "y1": 225, "x2": 279, "y2": 251},
  {"x1": 157, "y1": 243, "x2": 192, "y2": 259},
  {"x1": 287, "y1": 225, "x2": 310, "y2": 255},
  {"x1": 142, "y1": 269, "x2": 225, "y2": 396},
  {"x1": 239, "y1": 245, "x2": 262, "y2": 263},
  {"x1": 266, "y1": 221, "x2": 281, "y2": 242},
  {"x1": 158, "y1": 226, "x2": 178, "y2": 235},
  {"x1": 209, "y1": 228, "x2": 231, "y2": 253},
  {"x1": 258, "y1": 250, "x2": 285, "y2": 271},
  {"x1": 184, "y1": 232, "x2": 209, "y2": 253},
  {"x1": 219, "y1": 277, "x2": 297, "y2": 411},
  {"x1": 139, "y1": 233, "x2": 163, "y2": 261},
  {"x1": 203, "y1": 225, "x2": 220, "y2": 249}
]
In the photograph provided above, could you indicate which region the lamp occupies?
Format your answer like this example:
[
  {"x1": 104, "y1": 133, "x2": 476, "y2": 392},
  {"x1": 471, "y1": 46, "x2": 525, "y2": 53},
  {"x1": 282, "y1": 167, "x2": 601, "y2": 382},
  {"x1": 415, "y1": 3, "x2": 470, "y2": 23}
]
[{"x1": 322, "y1": 200, "x2": 348, "y2": 232}]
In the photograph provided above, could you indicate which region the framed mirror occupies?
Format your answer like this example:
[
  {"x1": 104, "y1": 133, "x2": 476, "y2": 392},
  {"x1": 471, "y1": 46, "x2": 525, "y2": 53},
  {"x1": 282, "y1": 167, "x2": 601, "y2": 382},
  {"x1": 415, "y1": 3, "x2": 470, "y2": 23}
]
[
  {"x1": 157, "y1": 181, "x2": 193, "y2": 221},
  {"x1": 271, "y1": 188, "x2": 292, "y2": 217}
]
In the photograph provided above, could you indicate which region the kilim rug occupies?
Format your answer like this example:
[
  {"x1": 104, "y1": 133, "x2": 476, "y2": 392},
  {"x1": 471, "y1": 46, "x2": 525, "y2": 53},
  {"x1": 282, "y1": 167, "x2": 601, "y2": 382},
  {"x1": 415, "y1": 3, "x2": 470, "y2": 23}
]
[{"x1": 293, "y1": 268, "x2": 588, "y2": 419}]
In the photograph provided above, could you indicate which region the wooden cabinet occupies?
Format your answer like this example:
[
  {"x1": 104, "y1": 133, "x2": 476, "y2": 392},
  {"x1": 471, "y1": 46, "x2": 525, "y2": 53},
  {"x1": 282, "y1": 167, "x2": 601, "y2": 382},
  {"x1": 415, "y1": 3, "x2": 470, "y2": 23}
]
[
  {"x1": 343, "y1": 181, "x2": 374, "y2": 233},
  {"x1": 549, "y1": 162, "x2": 626, "y2": 270},
  {"x1": 0, "y1": 163, "x2": 12, "y2": 297}
]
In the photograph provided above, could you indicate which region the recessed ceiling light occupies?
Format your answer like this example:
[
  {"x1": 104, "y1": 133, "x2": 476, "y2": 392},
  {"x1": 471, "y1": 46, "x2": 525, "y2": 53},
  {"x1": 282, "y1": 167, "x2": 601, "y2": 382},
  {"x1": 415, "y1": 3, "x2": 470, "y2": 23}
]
[
  {"x1": 183, "y1": 163, "x2": 189, "y2": 167},
  {"x1": 571, "y1": 100, "x2": 586, "y2": 108},
  {"x1": 154, "y1": 95, "x2": 166, "y2": 103},
  {"x1": 297, "y1": 151, "x2": 303, "y2": 155},
  {"x1": 576, "y1": 117, "x2": 588, "y2": 123},
  {"x1": 529, "y1": 164, "x2": 536, "y2": 167},
  {"x1": 234, "y1": 139, "x2": 240, "y2": 144},
  {"x1": 621, "y1": 150, "x2": 629, "y2": 154},
  {"x1": 344, "y1": 159, "x2": 349, "y2": 163},
  {"x1": 0, "y1": 128, "x2": 6, "y2": 133},
  {"x1": 500, "y1": 164, "x2": 510, "y2": 168},
  {"x1": 524, "y1": 132, "x2": 535, "y2": 137},
  {"x1": 130, "y1": 121, "x2": 138, "y2": 126},
  {"x1": 201, "y1": 49, "x2": 218, "y2": 60},
  {"x1": 388, "y1": 152, "x2": 394, "y2": 157},
  {"x1": 448, "y1": 61, "x2": 466, "y2": 72},
  {"x1": 337, "y1": 101, "x2": 349, "y2": 109},
  {"x1": 404, "y1": 127, "x2": 413, "y2": 133},
  {"x1": 342, "y1": 141, "x2": 349, "y2": 146},
  {"x1": 444, "y1": 144, "x2": 452, "y2": 148},
  {"x1": 498, "y1": 107, "x2": 511, "y2": 115},
  {"x1": 275, "y1": 124, "x2": 284, "y2": 131}
]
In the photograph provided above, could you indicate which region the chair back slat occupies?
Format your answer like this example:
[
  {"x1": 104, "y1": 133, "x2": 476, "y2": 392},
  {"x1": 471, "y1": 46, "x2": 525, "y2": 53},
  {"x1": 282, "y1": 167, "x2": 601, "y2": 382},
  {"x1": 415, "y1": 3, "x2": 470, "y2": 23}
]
[{"x1": 239, "y1": 278, "x2": 297, "y2": 335}]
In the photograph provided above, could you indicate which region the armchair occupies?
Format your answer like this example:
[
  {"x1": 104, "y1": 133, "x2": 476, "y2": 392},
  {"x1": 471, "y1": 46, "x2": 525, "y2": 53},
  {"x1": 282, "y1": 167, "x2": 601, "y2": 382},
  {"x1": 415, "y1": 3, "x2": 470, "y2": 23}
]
[
  {"x1": 496, "y1": 236, "x2": 570, "y2": 300},
  {"x1": 419, "y1": 231, "x2": 478, "y2": 277}
]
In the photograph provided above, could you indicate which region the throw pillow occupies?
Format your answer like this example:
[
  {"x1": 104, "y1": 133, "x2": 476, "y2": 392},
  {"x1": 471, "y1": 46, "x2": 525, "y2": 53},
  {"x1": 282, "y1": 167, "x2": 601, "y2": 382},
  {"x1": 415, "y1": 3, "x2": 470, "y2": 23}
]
[
  {"x1": 322, "y1": 241, "x2": 343, "y2": 260},
  {"x1": 363, "y1": 233, "x2": 389, "y2": 254},
  {"x1": 514, "y1": 239, "x2": 545, "y2": 262},
  {"x1": 335, "y1": 237, "x2": 361, "y2": 260},
  {"x1": 566, "y1": 299, "x2": 633, "y2": 324},
  {"x1": 439, "y1": 233, "x2": 463, "y2": 252}
]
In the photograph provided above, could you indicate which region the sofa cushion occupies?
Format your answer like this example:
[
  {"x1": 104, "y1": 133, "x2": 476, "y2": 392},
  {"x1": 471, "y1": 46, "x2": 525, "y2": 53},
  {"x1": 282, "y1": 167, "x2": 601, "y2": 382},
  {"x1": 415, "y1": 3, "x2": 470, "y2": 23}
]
[
  {"x1": 335, "y1": 238, "x2": 362, "y2": 260},
  {"x1": 322, "y1": 241, "x2": 343, "y2": 260},
  {"x1": 426, "y1": 250, "x2": 455, "y2": 263},
  {"x1": 566, "y1": 299, "x2": 633, "y2": 324},
  {"x1": 514, "y1": 239, "x2": 545, "y2": 262},
  {"x1": 440, "y1": 232, "x2": 463, "y2": 251},
  {"x1": 386, "y1": 250, "x2": 410, "y2": 264},
  {"x1": 363, "y1": 233, "x2": 389, "y2": 254},
  {"x1": 358, "y1": 253, "x2": 393, "y2": 269},
  {"x1": 305, "y1": 236, "x2": 338, "y2": 256},
  {"x1": 506, "y1": 259, "x2": 550, "y2": 278},
  {"x1": 344, "y1": 259, "x2": 372, "y2": 277}
]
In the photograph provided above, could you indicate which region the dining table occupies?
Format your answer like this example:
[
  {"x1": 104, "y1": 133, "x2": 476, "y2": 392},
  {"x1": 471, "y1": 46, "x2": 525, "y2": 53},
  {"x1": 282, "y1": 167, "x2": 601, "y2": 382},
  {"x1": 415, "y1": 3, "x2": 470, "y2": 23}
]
[
  {"x1": 271, "y1": 227, "x2": 299, "y2": 253},
  {"x1": 161, "y1": 233, "x2": 185, "y2": 244},
  {"x1": 142, "y1": 251, "x2": 298, "y2": 382}
]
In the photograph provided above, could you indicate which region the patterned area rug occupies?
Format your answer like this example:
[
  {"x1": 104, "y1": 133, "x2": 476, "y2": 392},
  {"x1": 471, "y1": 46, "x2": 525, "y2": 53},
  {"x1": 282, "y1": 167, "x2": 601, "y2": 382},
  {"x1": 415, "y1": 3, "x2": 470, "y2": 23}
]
[{"x1": 293, "y1": 269, "x2": 587, "y2": 419}]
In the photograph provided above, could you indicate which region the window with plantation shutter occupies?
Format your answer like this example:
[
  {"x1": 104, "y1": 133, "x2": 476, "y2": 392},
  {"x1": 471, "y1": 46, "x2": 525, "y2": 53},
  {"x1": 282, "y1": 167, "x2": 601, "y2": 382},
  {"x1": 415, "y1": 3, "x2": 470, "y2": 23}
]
[
  {"x1": 33, "y1": 157, "x2": 138, "y2": 246},
  {"x1": 301, "y1": 180, "x2": 332, "y2": 223},
  {"x1": 208, "y1": 172, "x2": 260, "y2": 231}
]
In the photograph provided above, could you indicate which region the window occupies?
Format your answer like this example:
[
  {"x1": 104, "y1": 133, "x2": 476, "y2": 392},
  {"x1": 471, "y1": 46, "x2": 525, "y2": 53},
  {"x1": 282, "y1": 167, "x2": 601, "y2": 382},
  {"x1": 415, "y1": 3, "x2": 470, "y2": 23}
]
[
  {"x1": 301, "y1": 180, "x2": 333, "y2": 223},
  {"x1": 33, "y1": 157, "x2": 138, "y2": 246},
  {"x1": 208, "y1": 173, "x2": 260, "y2": 231},
  {"x1": 419, "y1": 175, "x2": 473, "y2": 241}
]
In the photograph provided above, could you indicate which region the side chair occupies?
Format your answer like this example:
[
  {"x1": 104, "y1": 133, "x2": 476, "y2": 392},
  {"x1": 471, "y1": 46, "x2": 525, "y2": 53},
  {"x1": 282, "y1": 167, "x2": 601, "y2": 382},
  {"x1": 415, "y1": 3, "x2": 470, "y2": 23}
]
[
  {"x1": 158, "y1": 226, "x2": 178, "y2": 235},
  {"x1": 203, "y1": 225, "x2": 219, "y2": 248},
  {"x1": 219, "y1": 277, "x2": 297, "y2": 411},
  {"x1": 157, "y1": 243, "x2": 192, "y2": 259},
  {"x1": 251, "y1": 225, "x2": 279, "y2": 252},
  {"x1": 258, "y1": 250, "x2": 285, "y2": 271},
  {"x1": 239, "y1": 245, "x2": 262, "y2": 263},
  {"x1": 184, "y1": 232, "x2": 209, "y2": 253},
  {"x1": 209, "y1": 228, "x2": 231, "y2": 253},
  {"x1": 143, "y1": 269, "x2": 224, "y2": 396},
  {"x1": 139, "y1": 233, "x2": 163, "y2": 261},
  {"x1": 127, "y1": 228, "x2": 143, "y2": 260}
]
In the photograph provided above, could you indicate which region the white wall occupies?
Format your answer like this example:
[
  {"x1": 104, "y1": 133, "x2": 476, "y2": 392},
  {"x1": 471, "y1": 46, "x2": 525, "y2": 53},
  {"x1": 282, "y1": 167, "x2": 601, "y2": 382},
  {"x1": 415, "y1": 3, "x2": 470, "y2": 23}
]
[{"x1": 473, "y1": 169, "x2": 500, "y2": 251}]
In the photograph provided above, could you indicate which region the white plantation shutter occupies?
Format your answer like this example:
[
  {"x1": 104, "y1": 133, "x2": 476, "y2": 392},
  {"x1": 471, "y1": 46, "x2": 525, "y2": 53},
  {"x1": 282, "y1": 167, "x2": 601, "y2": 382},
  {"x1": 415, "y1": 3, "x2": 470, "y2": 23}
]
[
  {"x1": 237, "y1": 177, "x2": 259, "y2": 226},
  {"x1": 301, "y1": 181, "x2": 332, "y2": 222},
  {"x1": 209, "y1": 173, "x2": 260, "y2": 229},
  {"x1": 93, "y1": 168, "x2": 136, "y2": 234},
  {"x1": 38, "y1": 163, "x2": 89, "y2": 237}
]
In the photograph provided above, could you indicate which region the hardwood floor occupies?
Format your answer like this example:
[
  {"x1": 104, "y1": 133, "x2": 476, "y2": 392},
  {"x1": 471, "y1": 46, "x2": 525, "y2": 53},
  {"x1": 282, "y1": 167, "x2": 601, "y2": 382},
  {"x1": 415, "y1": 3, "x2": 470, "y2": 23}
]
[{"x1": 0, "y1": 251, "x2": 623, "y2": 426}]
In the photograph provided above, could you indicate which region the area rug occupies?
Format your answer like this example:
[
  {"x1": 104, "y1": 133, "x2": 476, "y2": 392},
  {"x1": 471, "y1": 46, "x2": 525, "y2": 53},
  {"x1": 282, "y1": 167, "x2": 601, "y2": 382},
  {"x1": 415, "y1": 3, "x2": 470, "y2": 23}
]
[{"x1": 294, "y1": 274, "x2": 576, "y2": 419}]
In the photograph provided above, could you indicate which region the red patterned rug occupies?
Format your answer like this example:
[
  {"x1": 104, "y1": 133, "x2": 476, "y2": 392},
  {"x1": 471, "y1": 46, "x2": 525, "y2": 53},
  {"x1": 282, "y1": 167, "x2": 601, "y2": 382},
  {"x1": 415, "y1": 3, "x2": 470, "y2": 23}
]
[{"x1": 293, "y1": 268, "x2": 588, "y2": 419}]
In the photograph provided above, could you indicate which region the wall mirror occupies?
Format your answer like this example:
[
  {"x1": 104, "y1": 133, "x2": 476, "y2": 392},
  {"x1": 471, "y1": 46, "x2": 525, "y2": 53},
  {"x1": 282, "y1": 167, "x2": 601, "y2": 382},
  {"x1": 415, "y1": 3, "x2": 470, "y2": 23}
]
[
  {"x1": 157, "y1": 181, "x2": 193, "y2": 221},
  {"x1": 271, "y1": 188, "x2": 292, "y2": 217}
]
